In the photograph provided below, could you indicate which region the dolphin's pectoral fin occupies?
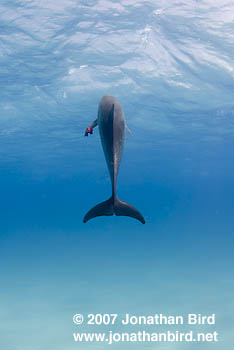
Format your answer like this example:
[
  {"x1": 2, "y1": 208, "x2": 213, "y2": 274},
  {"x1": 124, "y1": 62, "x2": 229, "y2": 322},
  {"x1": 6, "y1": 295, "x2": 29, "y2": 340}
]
[
  {"x1": 83, "y1": 197, "x2": 114, "y2": 223},
  {"x1": 85, "y1": 126, "x2": 93, "y2": 136},
  {"x1": 84, "y1": 119, "x2": 98, "y2": 136},
  {"x1": 114, "y1": 197, "x2": 145, "y2": 224},
  {"x1": 125, "y1": 125, "x2": 132, "y2": 135}
]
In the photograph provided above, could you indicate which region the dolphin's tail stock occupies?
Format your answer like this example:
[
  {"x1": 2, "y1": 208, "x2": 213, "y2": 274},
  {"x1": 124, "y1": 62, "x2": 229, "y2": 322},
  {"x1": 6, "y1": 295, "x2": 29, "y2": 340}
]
[{"x1": 83, "y1": 196, "x2": 145, "y2": 224}]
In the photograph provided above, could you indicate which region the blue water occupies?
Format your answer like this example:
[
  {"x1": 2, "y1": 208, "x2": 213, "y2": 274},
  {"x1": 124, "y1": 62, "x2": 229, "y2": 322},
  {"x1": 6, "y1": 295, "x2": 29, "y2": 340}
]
[{"x1": 0, "y1": 1, "x2": 234, "y2": 349}]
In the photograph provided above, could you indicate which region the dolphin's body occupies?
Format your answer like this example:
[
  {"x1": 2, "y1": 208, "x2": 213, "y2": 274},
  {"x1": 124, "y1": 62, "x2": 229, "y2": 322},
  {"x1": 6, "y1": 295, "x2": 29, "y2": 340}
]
[{"x1": 83, "y1": 95, "x2": 145, "y2": 224}]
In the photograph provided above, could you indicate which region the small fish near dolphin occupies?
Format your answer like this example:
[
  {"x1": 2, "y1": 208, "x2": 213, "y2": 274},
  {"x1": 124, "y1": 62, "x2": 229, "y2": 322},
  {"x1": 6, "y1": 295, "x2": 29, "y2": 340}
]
[{"x1": 84, "y1": 95, "x2": 145, "y2": 224}]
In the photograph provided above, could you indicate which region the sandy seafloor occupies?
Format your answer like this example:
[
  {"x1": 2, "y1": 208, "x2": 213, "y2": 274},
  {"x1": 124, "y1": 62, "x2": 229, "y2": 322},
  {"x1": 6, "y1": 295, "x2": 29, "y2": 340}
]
[{"x1": 0, "y1": 1, "x2": 234, "y2": 349}]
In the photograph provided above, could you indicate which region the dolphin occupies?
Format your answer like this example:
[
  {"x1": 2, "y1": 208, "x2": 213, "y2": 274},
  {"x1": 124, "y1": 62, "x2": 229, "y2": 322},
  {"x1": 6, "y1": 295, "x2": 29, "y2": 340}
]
[{"x1": 83, "y1": 95, "x2": 145, "y2": 224}]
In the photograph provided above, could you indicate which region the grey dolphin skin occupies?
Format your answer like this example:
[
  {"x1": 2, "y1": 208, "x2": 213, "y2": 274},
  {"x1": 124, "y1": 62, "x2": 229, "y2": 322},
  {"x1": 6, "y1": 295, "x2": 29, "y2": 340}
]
[{"x1": 83, "y1": 95, "x2": 145, "y2": 224}]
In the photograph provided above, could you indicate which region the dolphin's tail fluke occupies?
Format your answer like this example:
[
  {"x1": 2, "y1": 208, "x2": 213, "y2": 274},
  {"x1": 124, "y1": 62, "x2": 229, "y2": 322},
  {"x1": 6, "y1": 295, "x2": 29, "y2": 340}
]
[
  {"x1": 114, "y1": 197, "x2": 145, "y2": 224},
  {"x1": 83, "y1": 196, "x2": 145, "y2": 224},
  {"x1": 83, "y1": 197, "x2": 114, "y2": 223}
]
